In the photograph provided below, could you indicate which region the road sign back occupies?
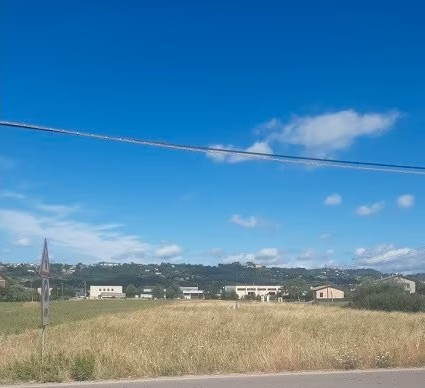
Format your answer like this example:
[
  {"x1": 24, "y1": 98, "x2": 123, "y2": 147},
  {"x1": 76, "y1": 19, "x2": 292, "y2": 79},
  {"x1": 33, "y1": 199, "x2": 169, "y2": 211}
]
[
  {"x1": 41, "y1": 277, "x2": 50, "y2": 326},
  {"x1": 39, "y1": 238, "x2": 50, "y2": 278}
]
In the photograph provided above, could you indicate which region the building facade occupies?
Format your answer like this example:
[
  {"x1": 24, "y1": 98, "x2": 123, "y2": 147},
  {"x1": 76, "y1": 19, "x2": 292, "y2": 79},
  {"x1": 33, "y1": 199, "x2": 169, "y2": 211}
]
[
  {"x1": 89, "y1": 285, "x2": 125, "y2": 299},
  {"x1": 312, "y1": 285, "x2": 344, "y2": 300},
  {"x1": 224, "y1": 285, "x2": 285, "y2": 299},
  {"x1": 140, "y1": 288, "x2": 154, "y2": 299},
  {"x1": 377, "y1": 275, "x2": 416, "y2": 294},
  {"x1": 0, "y1": 274, "x2": 6, "y2": 288},
  {"x1": 180, "y1": 286, "x2": 204, "y2": 299}
]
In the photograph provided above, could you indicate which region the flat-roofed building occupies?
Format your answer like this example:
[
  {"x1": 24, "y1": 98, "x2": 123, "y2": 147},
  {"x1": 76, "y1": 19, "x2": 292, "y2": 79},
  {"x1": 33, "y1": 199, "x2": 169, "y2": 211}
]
[
  {"x1": 140, "y1": 288, "x2": 153, "y2": 299},
  {"x1": 89, "y1": 285, "x2": 125, "y2": 299},
  {"x1": 180, "y1": 286, "x2": 204, "y2": 299},
  {"x1": 224, "y1": 285, "x2": 286, "y2": 299}
]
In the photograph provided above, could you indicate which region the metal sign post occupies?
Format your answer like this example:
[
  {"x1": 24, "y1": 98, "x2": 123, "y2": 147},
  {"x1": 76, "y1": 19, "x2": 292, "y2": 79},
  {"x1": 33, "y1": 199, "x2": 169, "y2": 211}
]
[{"x1": 39, "y1": 238, "x2": 50, "y2": 361}]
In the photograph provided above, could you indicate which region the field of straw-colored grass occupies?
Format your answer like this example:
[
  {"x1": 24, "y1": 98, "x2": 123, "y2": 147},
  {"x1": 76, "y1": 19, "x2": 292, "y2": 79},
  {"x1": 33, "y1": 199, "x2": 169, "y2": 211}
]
[{"x1": 1, "y1": 300, "x2": 425, "y2": 383}]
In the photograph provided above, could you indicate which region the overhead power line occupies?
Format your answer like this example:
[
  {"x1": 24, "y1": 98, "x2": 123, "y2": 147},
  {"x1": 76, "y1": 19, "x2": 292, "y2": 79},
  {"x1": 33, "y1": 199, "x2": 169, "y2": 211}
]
[{"x1": 1, "y1": 120, "x2": 425, "y2": 175}]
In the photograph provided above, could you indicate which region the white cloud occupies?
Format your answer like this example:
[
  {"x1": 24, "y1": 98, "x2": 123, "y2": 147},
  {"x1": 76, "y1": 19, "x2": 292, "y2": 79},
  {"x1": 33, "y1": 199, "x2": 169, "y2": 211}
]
[
  {"x1": 356, "y1": 201, "x2": 385, "y2": 216},
  {"x1": 355, "y1": 247, "x2": 366, "y2": 256},
  {"x1": 0, "y1": 206, "x2": 157, "y2": 261},
  {"x1": 229, "y1": 214, "x2": 258, "y2": 228},
  {"x1": 319, "y1": 233, "x2": 333, "y2": 240},
  {"x1": 265, "y1": 110, "x2": 400, "y2": 156},
  {"x1": 36, "y1": 203, "x2": 80, "y2": 218},
  {"x1": 207, "y1": 142, "x2": 273, "y2": 163},
  {"x1": 207, "y1": 110, "x2": 399, "y2": 166},
  {"x1": 154, "y1": 244, "x2": 182, "y2": 259},
  {"x1": 353, "y1": 244, "x2": 424, "y2": 273},
  {"x1": 397, "y1": 194, "x2": 415, "y2": 209},
  {"x1": 229, "y1": 214, "x2": 280, "y2": 232},
  {"x1": 0, "y1": 191, "x2": 26, "y2": 200},
  {"x1": 326, "y1": 249, "x2": 334, "y2": 256},
  {"x1": 297, "y1": 249, "x2": 314, "y2": 261},
  {"x1": 323, "y1": 193, "x2": 342, "y2": 206},
  {"x1": 224, "y1": 247, "x2": 282, "y2": 266},
  {"x1": 13, "y1": 237, "x2": 31, "y2": 247},
  {"x1": 254, "y1": 248, "x2": 281, "y2": 264}
]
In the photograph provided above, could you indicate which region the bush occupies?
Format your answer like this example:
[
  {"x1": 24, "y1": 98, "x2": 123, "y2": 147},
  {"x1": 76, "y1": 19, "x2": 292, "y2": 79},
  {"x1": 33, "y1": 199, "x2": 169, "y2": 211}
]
[
  {"x1": 125, "y1": 284, "x2": 138, "y2": 298},
  {"x1": 3, "y1": 354, "x2": 67, "y2": 383},
  {"x1": 351, "y1": 282, "x2": 425, "y2": 312},
  {"x1": 71, "y1": 353, "x2": 95, "y2": 381},
  {"x1": 222, "y1": 290, "x2": 238, "y2": 300}
]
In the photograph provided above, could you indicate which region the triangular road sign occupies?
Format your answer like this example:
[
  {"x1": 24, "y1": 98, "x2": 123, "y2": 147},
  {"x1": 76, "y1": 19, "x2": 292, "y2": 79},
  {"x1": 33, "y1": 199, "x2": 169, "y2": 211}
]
[{"x1": 39, "y1": 238, "x2": 50, "y2": 278}]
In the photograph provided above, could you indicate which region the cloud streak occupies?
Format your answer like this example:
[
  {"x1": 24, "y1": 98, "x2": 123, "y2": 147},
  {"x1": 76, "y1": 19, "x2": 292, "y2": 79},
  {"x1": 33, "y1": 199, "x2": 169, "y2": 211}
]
[
  {"x1": 0, "y1": 201, "x2": 181, "y2": 262},
  {"x1": 356, "y1": 201, "x2": 385, "y2": 216},
  {"x1": 353, "y1": 244, "x2": 424, "y2": 273},
  {"x1": 229, "y1": 214, "x2": 258, "y2": 228},
  {"x1": 207, "y1": 142, "x2": 273, "y2": 163}
]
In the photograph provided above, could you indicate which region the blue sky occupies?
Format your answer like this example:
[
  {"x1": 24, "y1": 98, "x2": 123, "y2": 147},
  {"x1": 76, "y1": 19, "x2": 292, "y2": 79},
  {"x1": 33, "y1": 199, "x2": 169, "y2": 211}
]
[{"x1": 1, "y1": 0, "x2": 424, "y2": 272}]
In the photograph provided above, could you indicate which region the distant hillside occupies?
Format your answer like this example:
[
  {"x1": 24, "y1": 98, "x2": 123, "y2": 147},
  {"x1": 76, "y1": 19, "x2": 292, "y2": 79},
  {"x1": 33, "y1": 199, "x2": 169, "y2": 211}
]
[{"x1": 0, "y1": 261, "x2": 386, "y2": 291}]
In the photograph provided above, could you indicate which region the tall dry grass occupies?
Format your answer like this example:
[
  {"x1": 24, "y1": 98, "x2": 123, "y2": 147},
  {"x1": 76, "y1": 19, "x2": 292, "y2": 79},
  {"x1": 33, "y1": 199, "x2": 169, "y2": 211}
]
[{"x1": 1, "y1": 301, "x2": 425, "y2": 383}]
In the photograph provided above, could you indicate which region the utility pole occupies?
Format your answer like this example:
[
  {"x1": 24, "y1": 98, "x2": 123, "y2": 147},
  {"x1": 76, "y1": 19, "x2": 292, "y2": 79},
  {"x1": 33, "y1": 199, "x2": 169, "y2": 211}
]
[
  {"x1": 30, "y1": 279, "x2": 34, "y2": 302},
  {"x1": 84, "y1": 280, "x2": 87, "y2": 299}
]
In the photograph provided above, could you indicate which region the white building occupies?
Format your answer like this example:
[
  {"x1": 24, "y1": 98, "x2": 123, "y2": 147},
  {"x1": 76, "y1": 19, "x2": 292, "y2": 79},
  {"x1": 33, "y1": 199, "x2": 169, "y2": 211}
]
[
  {"x1": 89, "y1": 285, "x2": 125, "y2": 299},
  {"x1": 140, "y1": 288, "x2": 153, "y2": 299},
  {"x1": 180, "y1": 286, "x2": 204, "y2": 299},
  {"x1": 224, "y1": 285, "x2": 286, "y2": 299},
  {"x1": 377, "y1": 275, "x2": 416, "y2": 294}
]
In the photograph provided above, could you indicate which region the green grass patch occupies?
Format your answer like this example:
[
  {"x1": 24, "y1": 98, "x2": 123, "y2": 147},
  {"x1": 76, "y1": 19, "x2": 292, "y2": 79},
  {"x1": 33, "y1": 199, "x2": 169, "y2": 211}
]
[{"x1": 0, "y1": 299, "x2": 164, "y2": 335}]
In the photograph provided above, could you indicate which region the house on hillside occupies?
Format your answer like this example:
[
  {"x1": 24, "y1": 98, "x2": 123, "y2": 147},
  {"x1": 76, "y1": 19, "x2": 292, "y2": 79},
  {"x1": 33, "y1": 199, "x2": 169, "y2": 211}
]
[
  {"x1": 0, "y1": 273, "x2": 6, "y2": 288},
  {"x1": 376, "y1": 275, "x2": 416, "y2": 294},
  {"x1": 312, "y1": 285, "x2": 344, "y2": 300},
  {"x1": 89, "y1": 285, "x2": 125, "y2": 299}
]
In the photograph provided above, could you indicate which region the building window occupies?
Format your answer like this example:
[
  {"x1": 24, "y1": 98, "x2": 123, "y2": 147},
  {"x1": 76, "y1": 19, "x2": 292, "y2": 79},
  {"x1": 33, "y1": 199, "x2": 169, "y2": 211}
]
[
  {"x1": 405, "y1": 284, "x2": 410, "y2": 289},
  {"x1": 319, "y1": 292, "x2": 323, "y2": 297},
  {"x1": 111, "y1": 288, "x2": 114, "y2": 292},
  {"x1": 107, "y1": 288, "x2": 110, "y2": 292}
]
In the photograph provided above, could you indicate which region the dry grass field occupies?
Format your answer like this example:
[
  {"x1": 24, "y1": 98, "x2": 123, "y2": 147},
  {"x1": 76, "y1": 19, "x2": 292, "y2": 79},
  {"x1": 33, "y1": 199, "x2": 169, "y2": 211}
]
[{"x1": 1, "y1": 300, "x2": 425, "y2": 383}]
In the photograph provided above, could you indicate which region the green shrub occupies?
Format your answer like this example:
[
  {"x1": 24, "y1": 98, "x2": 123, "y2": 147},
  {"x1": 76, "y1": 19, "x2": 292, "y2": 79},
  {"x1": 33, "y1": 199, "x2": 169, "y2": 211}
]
[
  {"x1": 2, "y1": 354, "x2": 66, "y2": 383},
  {"x1": 376, "y1": 352, "x2": 392, "y2": 368},
  {"x1": 71, "y1": 353, "x2": 95, "y2": 381},
  {"x1": 351, "y1": 282, "x2": 425, "y2": 312}
]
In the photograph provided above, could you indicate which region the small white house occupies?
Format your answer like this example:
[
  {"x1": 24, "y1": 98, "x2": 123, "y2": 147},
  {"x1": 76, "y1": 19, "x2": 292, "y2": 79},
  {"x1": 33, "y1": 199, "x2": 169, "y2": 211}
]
[{"x1": 89, "y1": 285, "x2": 125, "y2": 299}]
